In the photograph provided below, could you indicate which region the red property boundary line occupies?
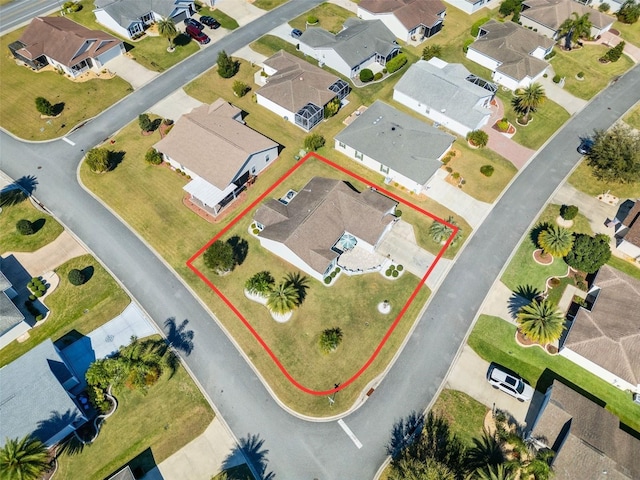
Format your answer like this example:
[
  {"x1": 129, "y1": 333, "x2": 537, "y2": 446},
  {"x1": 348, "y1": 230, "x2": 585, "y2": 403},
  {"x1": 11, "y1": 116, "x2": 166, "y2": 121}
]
[{"x1": 186, "y1": 153, "x2": 459, "y2": 396}]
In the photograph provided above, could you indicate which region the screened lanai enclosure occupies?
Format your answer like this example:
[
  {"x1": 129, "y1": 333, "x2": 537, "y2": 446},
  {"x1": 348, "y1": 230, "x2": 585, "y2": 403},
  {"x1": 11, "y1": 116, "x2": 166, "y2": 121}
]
[
  {"x1": 329, "y1": 79, "x2": 351, "y2": 100},
  {"x1": 295, "y1": 103, "x2": 324, "y2": 131}
]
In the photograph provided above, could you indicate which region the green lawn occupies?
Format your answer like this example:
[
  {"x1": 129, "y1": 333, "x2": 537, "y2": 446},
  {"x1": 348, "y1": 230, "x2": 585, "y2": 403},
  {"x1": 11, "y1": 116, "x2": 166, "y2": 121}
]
[
  {"x1": 501, "y1": 203, "x2": 593, "y2": 292},
  {"x1": 623, "y1": 103, "x2": 640, "y2": 130},
  {"x1": 0, "y1": 255, "x2": 131, "y2": 367},
  {"x1": 431, "y1": 389, "x2": 487, "y2": 447},
  {"x1": 615, "y1": 20, "x2": 640, "y2": 48},
  {"x1": 196, "y1": 5, "x2": 239, "y2": 30},
  {"x1": 252, "y1": 0, "x2": 289, "y2": 9},
  {"x1": 64, "y1": 0, "x2": 199, "y2": 72},
  {"x1": 0, "y1": 28, "x2": 132, "y2": 140},
  {"x1": 55, "y1": 357, "x2": 214, "y2": 480},
  {"x1": 568, "y1": 160, "x2": 640, "y2": 198},
  {"x1": 0, "y1": 201, "x2": 64, "y2": 253},
  {"x1": 608, "y1": 255, "x2": 640, "y2": 281},
  {"x1": 497, "y1": 90, "x2": 571, "y2": 150},
  {"x1": 290, "y1": 3, "x2": 355, "y2": 34},
  {"x1": 548, "y1": 45, "x2": 634, "y2": 100},
  {"x1": 469, "y1": 315, "x2": 640, "y2": 433}
]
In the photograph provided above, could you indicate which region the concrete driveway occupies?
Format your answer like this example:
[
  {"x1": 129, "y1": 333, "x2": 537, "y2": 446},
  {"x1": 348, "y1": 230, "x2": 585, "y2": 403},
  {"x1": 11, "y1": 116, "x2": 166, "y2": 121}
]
[
  {"x1": 539, "y1": 67, "x2": 588, "y2": 115},
  {"x1": 215, "y1": 0, "x2": 265, "y2": 26},
  {"x1": 376, "y1": 220, "x2": 435, "y2": 277},
  {"x1": 105, "y1": 54, "x2": 159, "y2": 90},
  {"x1": 8, "y1": 230, "x2": 86, "y2": 276},
  {"x1": 268, "y1": 23, "x2": 299, "y2": 45},
  {"x1": 149, "y1": 89, "x2": 203, "y2": 121}
]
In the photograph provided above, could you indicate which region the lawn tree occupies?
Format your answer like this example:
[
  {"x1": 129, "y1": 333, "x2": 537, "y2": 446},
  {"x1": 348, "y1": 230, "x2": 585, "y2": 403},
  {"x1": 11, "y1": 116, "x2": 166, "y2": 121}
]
[
  {"x1": 422, "y1": 44, "x2": 442, "y2": 60},
  {"x1": 145, "y1": 148, "x2": 163, "y2": 165},
  {"x1": 603, "y1": 41, "x2": 626, "y2": 62},
  {"x1": 0, "y1": 435, "x2": 49, "y2": 480},
  {"x1": 203, "y1": 240, "x2": 236, "y2": 274},
  {"x1": 266, "y1": 281, "x2": 299, "y2": 314},
  {"x1": 499, "y1": 0, "x2": 523, "y2": 18},
  {"x1": 559, "y1": 204, "x2": 578, "y2": 220},
  {"x1": 511, "y1": 83, "x2": 546, "y2": 123},
  {"x1": 429, "y1": 216, "x2": 461, "y2": 245},
  {"x1": 85, "y1": 147, "x2": 111, "y2": 173},
  {"x1": 304, "y1": 133, "x2": 325, "y2": 151},
  {"x1": 138, "y1": 113, "x2": 153, "y2": 132},
  {"x1": 68, "y1": 268, "x2": 86, "y2": 285},
  {"x1": 537, "y1": 225, "x2": 574, "y2": 257},
  {"x1": 617, "y1": 0, "x2": 640, "y2": 23},
  {"x1": 558, "y1": 12, "x2": 592, "y2": 48},
  {"x1": 15, "y1": 219, "x2": 34, "y2": 235},
  {"x1": 35, "y1": 96, "x2": 54, "y2": 116},
  {"x1": 466, "y1": 129, "x2": 489, "y2": 147},
  {"x1": 585, "y1": 125, "x2": 640, "y2": 183},
  {"x1": 244, "y1": 271, "x2": 275, "y2": 296},
  {"x1": 157, "y1": 17, "x2": 177, "y2": 51},
  {"x1": 516, "y1": 299, "x2": 565, "y2": 344},
  {"x1": 564, "y1": 233, "x2": 611, "y2": 273},
  {"x1": 217, "y1": 50, "x2": 239, "y2": 78},
  {"x1": 318, "y1": 327, "x2": 343, "y2": 354}
]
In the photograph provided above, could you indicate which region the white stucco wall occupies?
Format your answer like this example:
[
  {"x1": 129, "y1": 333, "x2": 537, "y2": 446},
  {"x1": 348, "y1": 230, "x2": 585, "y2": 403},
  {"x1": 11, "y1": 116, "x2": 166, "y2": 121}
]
[
  {"x1": 94, "y1": 10, "x2": 132, "y2": 38},
  {"x1": 0, "y1": 321, "x2": 30, "y2": 350},
  {"x1": 257, "y1": 236, "x2": 326, "y2": 282},
  {"x1": 235, "y1": 147, "x2": 279, "y2": 181},
  {"x1": 466, "y1": 47, "x2": 499, "y2": 71},
  {"x1": 256, "y1": 93, "x2": 296, "y2": 125},
  {"x1": 357, "y1": 9, "x2": 411, "y2": 41},
  {"x1": 298, "y1": 43, "x2": 353, "y2": 77},
  {"x1": 519, "y1": 18, "x2": 556, "y2": 38},
  {"x1": 442, "y1": 0, "x2": 486, "y2": 14}
]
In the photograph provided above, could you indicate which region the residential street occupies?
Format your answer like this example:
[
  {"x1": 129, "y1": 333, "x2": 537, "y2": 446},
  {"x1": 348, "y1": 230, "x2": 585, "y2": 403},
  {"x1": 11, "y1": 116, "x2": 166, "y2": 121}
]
[{"x1": 1, "y1": 1, "x2": 639, "y2": 478}]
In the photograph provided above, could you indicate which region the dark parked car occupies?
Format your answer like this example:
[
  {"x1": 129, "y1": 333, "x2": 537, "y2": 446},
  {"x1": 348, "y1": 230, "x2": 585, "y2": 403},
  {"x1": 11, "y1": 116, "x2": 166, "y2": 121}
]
[
  {"x1": 577, "y1": 138, "x2": 594, "y2": 155},
  {"x1": 186, "y1": 25, "x2": 210, "y2": 45},
  {"x1": 200, "y1": 16, "x2": 220, "y2": 29},
  {"x1": 291, "y1": 28, "x2": 303, "y2": 38},
  {"x1": 184, "y1": 18, "x2": 204, "y2": 31}
]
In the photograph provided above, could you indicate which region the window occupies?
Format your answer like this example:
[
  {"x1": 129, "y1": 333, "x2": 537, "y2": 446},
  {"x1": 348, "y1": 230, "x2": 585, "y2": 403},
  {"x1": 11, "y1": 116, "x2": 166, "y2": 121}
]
[
  {"x1": 251, "y1": 166, "x2": 256, "y2": 174},
  {"x1": 380, "y1": 165, "x2": 389, "y2": 174},
  {"x1": 355, "y1": 151, "x2": 363, "y2": 160},
  {"x1": 265, "y1": 155, "x2": 270, "y2": 163},
  {"x1": 338, "y1": 141, "x2": 345, "y2": 148}
]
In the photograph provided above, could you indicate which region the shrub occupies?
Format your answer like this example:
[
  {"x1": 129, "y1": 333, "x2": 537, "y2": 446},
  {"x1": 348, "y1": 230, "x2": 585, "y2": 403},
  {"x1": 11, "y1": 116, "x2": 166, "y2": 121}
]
[
  {"x1": 565, "y1": 233, "x2": 611, "y2": 273},
  {"x1": 16, "y1": 219, "x2": 34, "y2": 235},
  {"x1": 617, "y1": 0, "x2": 640, "y2": 24},
  {"x1": 359, "y1": 68, "x2": 374, "y2": 83},
  {"x1": 553, "y1": 74, "x2": 561, "y2": 83},
  {"x1": 85, "y1": 147, "x2": 111, "y2": 173},
  {"x1": 599, "y1": 2, "x2": 610, "y2": 11},
  {"x1": 68, "y1": 268, "x2": 85, "y2": 286},
  {"x1": 318, "y1": 327, "x2": 343, "y2": 354},
  {"x1": 392, "y1": 270, "x2": 399, "y2": 278},
  {"x1": 576, "y1": 71, "x2": 584, "y2": 78},
  {"x1": 29, "y1": 294, "x2": 36, "y2": 301},
  {"x1": 232, "y1": 80, "x2": 250, "y2": 97},
  {"x1": 35, "y1": 97, "x2": 54, "y2": 116},
  {"x1": 396, "y1": 265, "x2": 403, "y2": 271},
  {"x1": 386, "y1": 54, "x2": 407, "y2": 73},
  {"x1": 445, "y1": 166, "x2": 453, "y2": 173},
  {"x1": 605, "y1": 41, "x2": 625, "y2": 62},
  {"x1": 145, "y1": 148, "x2": 163, "y2": 165},
  {"x1": 138, "y1": 113, "x2": 152, "y2": 132},
  {"x1": 497, "y1": 118, "x2": 509, "y2": 131},
  {"x1": 307, "y1": 14, "x2": 318, "y2": 24},
  {"x1": 480, "y1": 165, "x2": 494, "y2": 177},
  {"x1": 466, "y1": 129, "x2": 489, "y2": 147},
  {"x1": 544, "y1": 50, "x2": 556, "y2": 60},
  {"x1": 463, "y1": 38, "x2": 474, "y2": 53},
  {"x1": 470, "y1": 17, "x2": 490, "y2": 36},
  {"x1": 203, "y1": 240, "x2": 236, "y2": 274},
  {"x1": 252, "y1": 228, "x2": 259, "y2": 235},
  {"x1": 422, "y1": 44, "x2": 442, "y2": 61},
  {"x1": 217, "y1": 50, "x2": 239, "y2": 78},
  {"x1": 373, "y1": 72, "x2": 383, "y2": 81},
  {"x1": 560, "y1": 204, "x2": 579, "y2": 220},
  {"x1": 395, "y1": 209, "x2": 402, "y2": 217},
  {"x1": 35, "y1": 314, "x2": 44, "y2": 321},
  {"x1": 324, "y1": 276, "x2": 331, "y2": 284},
  {"x1": 452, "y1": 172, "x2": 460, "y2": 179},
  {"x1": 34, "y1": 290, "x2": 44, "y2": 298},
  {"x1": 386, "y1": 269, "x2": 392, "y2": 276},
  {"x1": 304, "y1": 133, "x2": 325, "y2": 151},
  {"x1": 323, "y1": 97, "x2": 340, "y2": 119}
]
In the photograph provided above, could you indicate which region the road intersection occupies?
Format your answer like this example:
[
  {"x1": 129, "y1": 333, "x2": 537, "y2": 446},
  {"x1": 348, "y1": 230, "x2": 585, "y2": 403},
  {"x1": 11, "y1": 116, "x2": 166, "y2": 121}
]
[{"x1": 1, "y1": 0, "x2": 639, "y2": 477}]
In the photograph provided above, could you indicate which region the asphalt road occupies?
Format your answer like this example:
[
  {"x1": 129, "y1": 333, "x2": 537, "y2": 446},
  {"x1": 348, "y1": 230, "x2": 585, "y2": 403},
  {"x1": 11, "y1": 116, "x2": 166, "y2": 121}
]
[
  {"x1": 0, "y1": 0, "x2": 60, "y2": 34},
  {"x1": 1, "y1": 1, "x2": 639, "y2": 477}
]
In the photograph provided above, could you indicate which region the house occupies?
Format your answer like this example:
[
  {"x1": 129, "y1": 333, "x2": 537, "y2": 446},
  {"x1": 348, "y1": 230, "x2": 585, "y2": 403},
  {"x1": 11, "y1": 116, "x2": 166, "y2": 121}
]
[
  {"x1": 530, "y1": 381, "x2": 640, "y2": 480},
  {"x1": 335, "y1": 101, "x2": 455, "y2": 193},
  {"x1": 442, "y1": 0, "x2": 492, "y2": 14},
  {"x1": 8, "y1": 17, "x2": 124, "y2": 78},
  {"x1": 393, "y1": 58, "x2": 496, "y2": 137},
  {"x1": 466, "y1": 19, "x2": 554, "y2": 90},
  {"x1": 357, "y1": 0, "x2": 446, "y2": 43},
  {"x1": 254, "y1": 177, "x2": 398, "y2": 281},
  {"x1": 298, "y1": 18, "x2": 400, "y2": 79},
  {"x1": 256, "y1": 50, "x2": 351, "y2": 131},
  {"x1": 0, "y1": 258, "x2": 28, "y2": 350},
  {"x1": 520, "y1": 0, "x2": 614, "y2": 40},
  {"x1": 94, "y1": 0, "x2": 195, "y2": 39},
  {"x1": 0, "y1": 339, "x2": 88, "y2": 448},
  {"x1": 154, "y1": 99, "x2": 279, "y2": 218},
  {"x1": 559, "y1": 265, "x2": 640, "y2": 393},
  {"x1": 615, "y1": 199, "x2": 640, "y2": 261}
]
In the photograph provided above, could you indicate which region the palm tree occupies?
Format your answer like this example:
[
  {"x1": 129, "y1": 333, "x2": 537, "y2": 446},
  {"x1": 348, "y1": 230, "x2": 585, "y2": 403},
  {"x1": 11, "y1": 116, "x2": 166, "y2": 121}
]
[
  {"x1": 474, "y1": 464, "x2": 517, "y2": 480},
  {"x1": 511, "y1": 83, "x2": 546, "y2": 124},
  {"x1": 0, "y1": 435, "x2": 49, "y2": 480},
  {"x1": 429, "y1": 216, "x2": 460, "y2": 244},
  {"x1": 524, "y1": 449, "x2": 554, "y2": 480},
  {"x1": 157, "y1": 18, "x2": 177, "y2": 51},
  {"x1": 466, "y1": 429, "x2": 505, "y2": 472},
  {"x1": 284, "y1": 271, "x2": 310, "y2": 305},
  {"x1": 318, "y1": 327, "x2": 343, "y2": 353},
  {"x1": 517, "y1": 299, "x2": 565, "y2": 344},
  {"x1": 389, "y1": 456, "x2": 455, "y2": 480},
  {"x1": 245, "y1": 271, "x2": 275, "y2": 296},
  {"x1": 537, "y1": 225, "x2": 574, "y2": 258},
  {"x1": 558, "y1": 12, "x2": 592, "y2": 48},
  {"x1": 266, "y1": 282, "x2": 299, "y2": 314}
]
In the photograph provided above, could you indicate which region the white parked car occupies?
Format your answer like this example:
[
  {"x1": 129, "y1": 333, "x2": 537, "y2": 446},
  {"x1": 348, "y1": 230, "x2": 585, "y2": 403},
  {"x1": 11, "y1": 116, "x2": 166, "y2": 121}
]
[{"x1": 487, "y1": 365, "x2": 534, "y2": 402}]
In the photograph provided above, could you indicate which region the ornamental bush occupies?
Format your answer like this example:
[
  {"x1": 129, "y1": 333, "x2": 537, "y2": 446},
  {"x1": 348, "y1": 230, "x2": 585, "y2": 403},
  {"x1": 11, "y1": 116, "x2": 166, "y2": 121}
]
[
  {"x1": 304, "y1": 133, "x2": 325, "y2": 151},
  {"x1": 217, "y1": 50, "x2": 240, "y2": 78},
  {"x1": 373, "y1": 72, "x2": 383, "y2": 81},
  {"x1": 35, "y1": 97, "x2": 54, "y2": 116},
  {"x1": 85, "y1": 147, "x2": 111, "y2": 173},
  {"x1": 307, "y1": 14, "x2": 319, "y2": 24},
  {"x1": 463, "y1": 39, "x2": 474, "y2": 53},
  {"x1": 480, "y1": 165, "x2": 494, "y2": 177},
  {"x1": 466, "y1": 129, "x2": 489, "y2": 147},
  {"x1": 599, "y1": 2, "x2": 610, "y2": 11},
  {"x1": 359, "y1": 69, "x2": 374, "y2": 83},
  {"x1": 497, "y1": 118, "x2": 509, "y2": 131},
  {"x1": 16, "y1": 219, "x2": 34, "y2": 235},
  {"x1": 145, "y1": 148, "x2": 163, "y2": 165},
  {"x1": 564, "y1": 233, "x2": 611, "y2": 273},
  {"x1": 138, "y1": 113, "x2": 152, "y2": 132},
  {"x1": 68, "y1": 268, "x2": 85, "y2": 285},
  {"x1": 560, "y1": 204, "x2": 579, "y2": 220},
  {"x1": 232, "y1": 80, "x2": 250, "y2": 97},
  {"x1": 386, "y1": 54, "x2": 407, "y2": 73},
  {"x1": 553, "y1": 74, "x2": 561, "y2": 84}
]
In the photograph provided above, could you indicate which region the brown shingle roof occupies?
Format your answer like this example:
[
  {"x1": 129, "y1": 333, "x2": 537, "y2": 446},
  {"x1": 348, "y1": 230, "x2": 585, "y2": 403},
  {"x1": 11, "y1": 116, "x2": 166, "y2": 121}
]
[
  {"x1": 154, "y1": 100, "x2": 277, "y2": 190},
  {"x1": 16, "y1": 16, "x2": 121, "y2": 67},
  {"x1": 470, "y1": 20, "x2": 553, "y2": 81},
  {"x1": 521, "y1": 0, "x2": 613, "y2": 31},
  {"x1": 359, "y1": 0, "x2": 446, "y2": 29},
  {"x1": 564, "y1": 265, "x2": 640, "y2": 385},
  {"x1": 621, "y1": 200, "x2": 640, "y2": 248},
  {"x1": 533, "y1": 381, "x2": 640, "y2": 479},
  {"x1": 258, "y1": 51, "x2": 340, "y2": 112},
  {"x1": 255, "y1": 177, "x2": 397, "y2": 274}
]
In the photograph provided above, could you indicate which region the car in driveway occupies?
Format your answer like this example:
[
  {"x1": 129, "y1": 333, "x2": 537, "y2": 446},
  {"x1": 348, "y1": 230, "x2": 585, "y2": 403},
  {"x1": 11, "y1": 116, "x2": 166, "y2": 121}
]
[
  {"x1": 291, "y1": 28, "x2": 303, "y2": 38},
  {"x1": 487, "y1": 365, "x2": 534, "y2": 402},
  {"x1": 200, "y1": 16, "x2": 220, "y2": 29},
  {"x1": 184, "y1": 18, "x2": 204, "y2": 31},
  {"x1": 577, "y1": 138, "x2": 594, "y2": 155},
  {"x1": 186, "y1": 25, "x2": 210, "y2": 45}
]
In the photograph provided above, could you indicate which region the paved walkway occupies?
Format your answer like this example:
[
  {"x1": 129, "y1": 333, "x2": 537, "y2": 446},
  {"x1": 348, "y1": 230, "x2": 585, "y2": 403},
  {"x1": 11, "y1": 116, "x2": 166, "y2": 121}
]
[
  {"x1": 148, "y1": 89, "x2": 203, "y2": 121},
  {"x1": 426, "y1": 170, "x2": 492, "y2": 229},
  {"x1": 8, "y1": 230, "x2": 87, "y2": 276},
  {"x1": 105, "y1": 54, "x2": 159, "y2": 90},
  {"x1": 539, "y1": 65, "x2": 588, "y2": 115},
  {"x1": 482, "y1": 99, "x2": 536, "y2": 169}
]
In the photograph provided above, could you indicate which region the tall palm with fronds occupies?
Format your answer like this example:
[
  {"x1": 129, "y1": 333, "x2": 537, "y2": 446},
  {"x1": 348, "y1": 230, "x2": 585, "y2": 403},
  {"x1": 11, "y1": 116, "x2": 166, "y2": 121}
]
[
  {"x1": 0, "y1": 435, "x2": 49, "y2": 480},
  {"x1": 157, "y1": 17, "x2": 177, "y2": 51},
  {"x1": 524, "y1": 449, "x2": 555, "y2": 480},
  {"x1": 429, "y1": 216, "x2": 460, "y2": 244},
  {"x1": 517, "y1": 299, "x2": 565, "y2": 344},
  {"x1": 466, "y1": 429, "x2": 505, "y2": 472},
  {"x1": 537, "y1": 225, "x2": 574, "y2": 258},
  {"x1": 245, "y1": 271, "x2": 275, "y2": 296},
  {"x1": 266, "y1": 282, "x2": 299, "y2": 314},
  {"x1": 474, "y1": 464, "x2": 517, "y2": 480},
  {"x1": 284, "y1": 271, "x2": 310, "y2": 305},
  {"x1": 512, "y1": 83, "x2": 546, "y2": 123},
  {"x1": 558, "y1": 12, "x2": 592, "y2": 47}
]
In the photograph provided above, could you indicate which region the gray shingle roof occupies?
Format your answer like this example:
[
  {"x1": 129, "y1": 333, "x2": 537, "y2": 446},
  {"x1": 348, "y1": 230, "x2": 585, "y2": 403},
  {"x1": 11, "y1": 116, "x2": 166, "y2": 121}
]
[
  {"x1": 0, "y1": 263, "x2": 24, "y2": 337},
  {"x1": 94, "y1": 0, "x2": 182, "y2": 29},
  {"x1": 0, "y1": 339, "x2": 85, "y2": 447},
  {"x1": 394, "y1": 59, "x2": 494, "y2": 133},
  {"x1": 300, "y1": 18, "x2": 398, "y2": 69},
  {"x1": 255, "y1": 177, "x2": 397, "y2": 274},
  {"x1": 335, "y1": 100, "x2": 454, "y2": 185}
]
